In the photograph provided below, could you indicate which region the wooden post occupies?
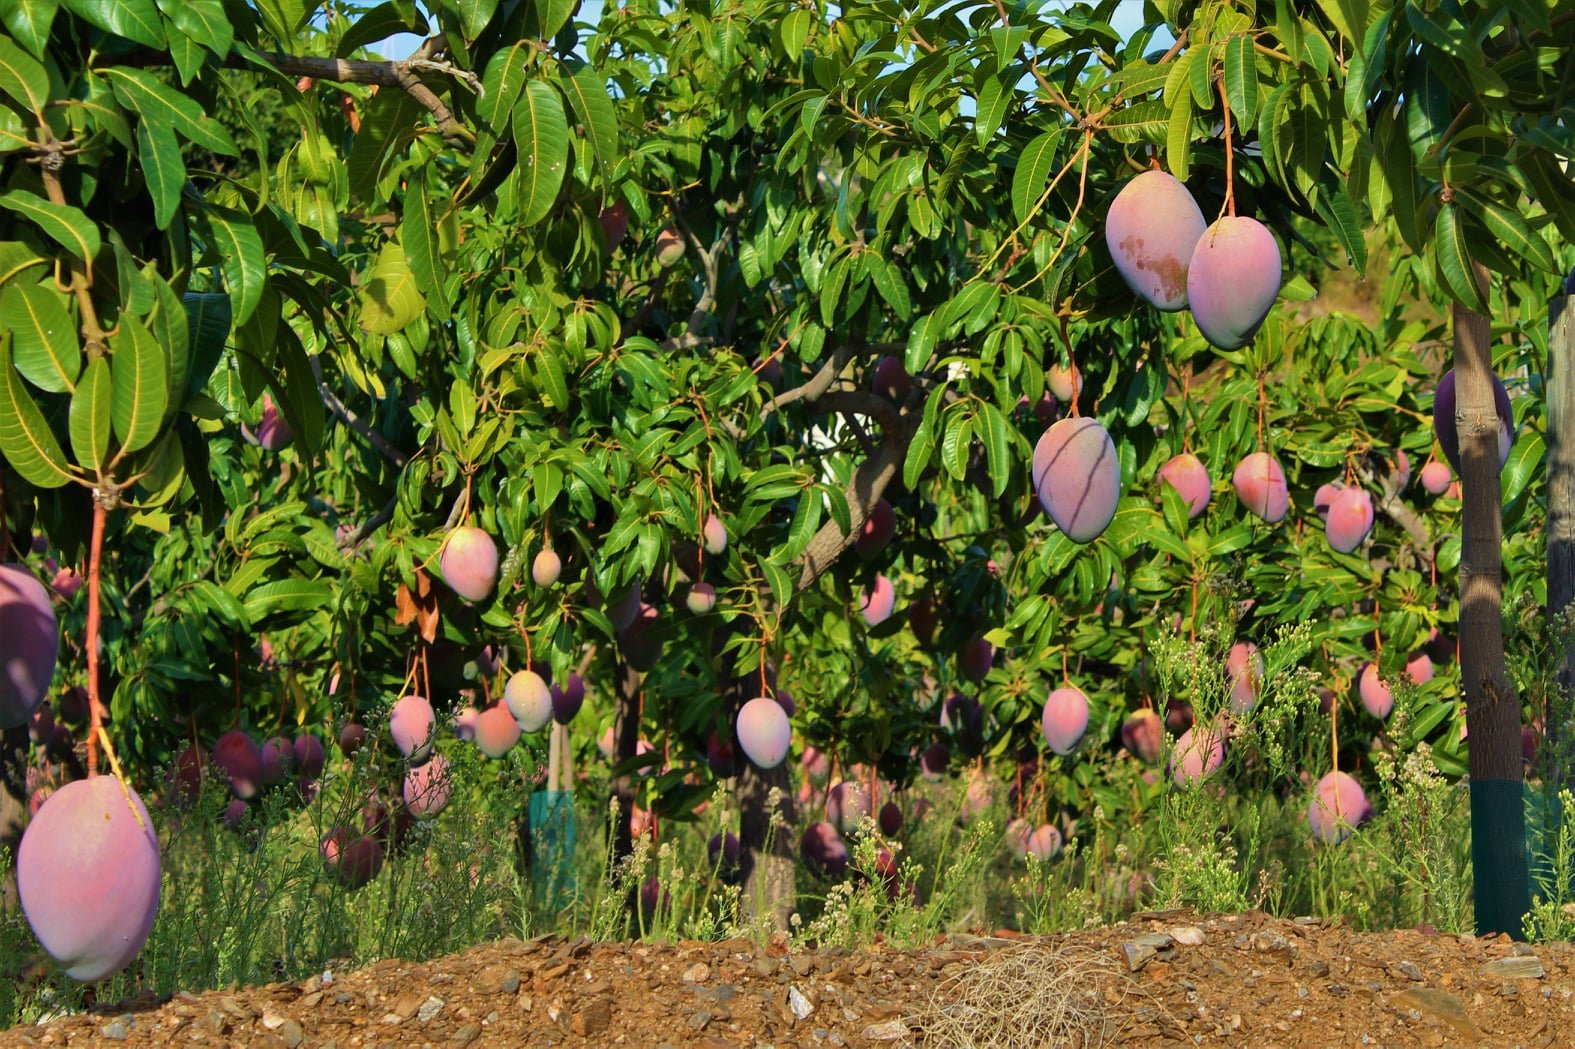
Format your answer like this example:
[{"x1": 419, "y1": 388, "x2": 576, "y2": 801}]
[
  {"x1": 1547, "y1": 286, "x2": 1575, "y2": 790},
  {"x1": 1454, "y1": 265, "x2": 1531, "y2": 937}
]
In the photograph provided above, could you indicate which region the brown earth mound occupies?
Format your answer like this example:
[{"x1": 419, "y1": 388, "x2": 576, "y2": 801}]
[{"x1": 4, "y1": 911, "x2": 1572, "y2": 1047}]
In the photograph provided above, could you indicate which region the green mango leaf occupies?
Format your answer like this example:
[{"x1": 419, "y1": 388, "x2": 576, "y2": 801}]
[
  {"x1": 358, "y1": 240, "x2": 424, "y2": 334},
  {"x1": 62, "y1": 0, "x2": 164, "y2": 47},
  {"x1": 102, "y1": 67, "x2": 237, "y2": 155},
  {"x1": 512, "y1": 81, "x2": 569, "y2": 226},
  {"x1": 1434, "y1": 204, "x2": 1488, "y2": 314},
  {"x1": 1, "y1": 0, "x2": 58, "y2": 58},
  {"x1": 334, "y1": 0, "x2": 424, "y2": 57},
  {"x1": 974, "y1": 71, "x2": 1012, "y2": 146},
  {"x1": 1010, "y1": 129, "x2": 1061, "y2": 227},
  {"x1": 0, "y1": 33, "x2": 49, "y2": 114},
  {"x1": 131, "y1": 427, "x2": 184, "y2": 506},
  {"x1": 1166, "y1": 89, "x2": 1193, "y2": 180},
  {"x1": 68, "y1": 354, "x2": 110, "y2": 472},
  {"x1": 191, "y1": 204, "x2": 265, "y2": 325},
  {"x1": 455, "y1": 0, "x2": 498, "y2": 38},
  {"x1": 0, "y1": 240, "x2": 47, "y2": 286},
  {"x1": 271, "y1": 324, "x2": 325, "y2": 456},
  {"x1": 0, "y1": 339, "x2": 73, "y2": 487},
  {"x1": 136, "y1": 119, "x2": 184, "y2": 230},
  {"x1": 476, "y1": 42, "x2": 529, "y2": 129},
  {"x1": 559, "y1": 62, "x2": 618, "y2": 192},
  {"x1": 401, "y1": 169, "x2": 448, "y2": 310},
  {"x1": 183, "y1": 291, "x2": 230, "y2": 395},
  {"x1": 1222, "y1": 33, "x2": 1257, "y2": 127},
  {"x1": 1312, "y1": 183, "x2": 1367, "y2": 274},
  {"x1": 1501, "y1": 429, "x2": 1543, "y2": 507},
  {"x1": 110, "y1": 315, "x2": 167, "y2": 456},
  {"x1": 529, "y1": 0, "x2": 574, "y2": 39},
  {"x1": 345, "y1": 89, "x2": 423, "y2": 202},
  {"x1": 0, "y1": 190, "x2": 100, "y2": 262},
  {"x1": 160, "y1": 0, "x2": 233, "y2": 56},
  {"x1": 1461, "y1": 188, "x2": 1559, "y2": 274},
  {"x1": 0, "y1": 282, "x2": 78, "y2": 393},
  {"x1": 244, "y1": 577, "x2": 333, "y2": 621}
]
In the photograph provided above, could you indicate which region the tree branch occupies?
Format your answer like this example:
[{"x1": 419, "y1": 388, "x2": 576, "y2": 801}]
[
  {"x1": 310, "y1": 355, "x2": 410, "y2": 468},
  {"x1": 761, "y1": 347, "x2": 850, "y2": 420},
  {"x1": 227, "y1": 49, "x2": 476, "y2": 144},
  {"x1": 1356, "y1": 460, "x2": 1429, "y2": 552},
  {"x1": 792, "y1": 410, "x2": 914, "y2": 592}
]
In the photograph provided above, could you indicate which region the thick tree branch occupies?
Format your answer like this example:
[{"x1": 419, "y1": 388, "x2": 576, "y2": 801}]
[
  {"x1": 1356, "y1": 460, "x2": 1429, "y2": 551},
  {"x1": 761, "y1": 347, "x2": 850, "y2": 420},
  {"x1": 659, "y1": 223, "x2": 723, "y2": 352},
  {"x1": 792, "y1": 411, "x2": 914, "y2": 592},
  {"x1": 220, "y1": 46, "x2": 477, "y2": 144},
  {"x1": 310, "y1": 355, "x2": 410, "y2": 468}
]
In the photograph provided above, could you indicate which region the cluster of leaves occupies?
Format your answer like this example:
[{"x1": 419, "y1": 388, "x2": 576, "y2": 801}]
[{"x1": 0, "y1": 0, "x2": 1568, "y2": 861}]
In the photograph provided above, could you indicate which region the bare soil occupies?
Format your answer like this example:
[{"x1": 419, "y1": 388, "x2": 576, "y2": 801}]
[{"x1": 4, "y1": 911, "x2": 1573, "y2": 1047}]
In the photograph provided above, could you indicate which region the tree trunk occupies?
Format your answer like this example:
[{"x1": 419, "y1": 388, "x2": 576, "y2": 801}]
[
  {"x1": 728, "y1": 673, "x2": 798, "y2": 931},
  {"x1": 609, "y1": 659, "x2": 642, "y2": 876},
  {"x1": 1547, "y1": 287, "x2": 1575, "y2": 793},
  {"x1": 1454, "y1": 280, "x2": 1531, "y2": 937},
  {"x1": 0, "y1": 725, "x2": 27, "y2": 908}
]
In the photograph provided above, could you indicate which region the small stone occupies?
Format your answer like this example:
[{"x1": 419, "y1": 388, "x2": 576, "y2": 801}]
[
  {"x1": 451, "y1": 1023, "x2": 481, "y2": 1044},
  {"x1": 688, "y1": 1010, "x2": 713, "y2": 1030},
  {"x1": 418, "y1": 996, "x2": 445, "y2": 1022},
  {"x1": 790, "y1": 955, "x2": 815, "y2": 976},
  {"x1": 1391, "y1": 988, "x2": 1478, "y2": 1040},
  {"x1": 571, "y1": 998, "x2": 612, "y2": 1037},
  {"x1": 862, "y1": 1019, "x2": 911, "y2": 1040},
  {"x1": 789, "y1": 985, "x2": 814, "y2": 1020},
  {"x1": 1305, "y1": 960, "x2": 1330, "y2": 978},
  {"x1": 682, "y1": 962, "x2": 711, "y2": 983},
  {"x1": 500, "y1": 970, "x2": 521, "y2": 994},
  {"x1": 279, "y1": 1020, "x2": 304, "y2": 1048},
  {"x1": 1395, "y1": 961, "x2": 1424, "y2": 981},
  {"x1": 261, "y1": 1011, "x2": 288, "y2": 1031},
  {"x1": 1169, "y1": 925, "x2": 1206, "y2": 946},
  {"x1": 1122, "y1": 933, "x2": 1176, "y2": 972},
  {"x1": 1482, "y1": 956, "x2": 1545, "y2": 980},
  {"x1": 101, "y1": 1022, "x2": 128, "y2": 1041},
  {"x1": 203, "y1": 1010, "x2": 227, "y2": 1034}
]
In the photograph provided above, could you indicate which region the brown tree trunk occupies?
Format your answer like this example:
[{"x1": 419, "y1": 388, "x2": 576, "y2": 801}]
[
  {"x1": 729, "y1": 673, "x2": 798, "y2": 931},
  {"x1": 1454, "y1": 272, "x2": 1531, "y2": 936},
  {"x1": 0, "y1": 725, "x2": 27, "y2": 908},
  {"x1": 610, "y1": 659, "x2": 642, "y2": 875}
]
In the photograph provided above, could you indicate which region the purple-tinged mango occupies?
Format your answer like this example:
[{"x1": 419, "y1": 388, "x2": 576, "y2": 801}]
[
  {"x1": 440, "y1": 526, "x2": 498, "y2": 603},
  {"x1": 403, "y1": 753, "x2": 452, "y2": 818},
  {"x1": 293, "y1": 735, "x2": 325, "y2": 779},
  {"x1": 1308, "y1": 770, "x2": 1372, "y2": 844},
  {"x1": 19, "y1": 776, "x2": 161, "y2": 981},
  {"x1": 1432, "y1": 368, "x2": 1515, "y2": 474},
  {"x1": 260, "y1": 736, "x2": 294, "y2": 786},
  {"x1": 1046, "y1": 362, "x2": 1082, "y2": 404},
  {"x1": 736, "y1": 696, "x2": 791, "y2": 769},
  {"x1": 826, "y1": 780, "x2": 870, "y2": 834},
  {"x1": 1312, "y1": 481, "x2": 1345, "y2": 521},
  {"x1": 878, "y1": 800, "x2": 903, "y2": 836},
  {"x1": 800, "y1": 821, "x2": 848, "y2": 878},
  {"x1": 855, "y1": 499, "x2": 896, "y2": 559},
  {"x1": 1121, "y1": 708, "x2": 1164, "y2": 764},
  {"x1": 0, "y1": 564, "x2": 58, "y2": 729},
  {"x1": 1325, "y1": 488, "x2": 1375, "y2": 554},
  {"x1": 872, "y1": 356, "x2": 911, "y2": 402},
  {"x1": 213, "y1": 730, "x2": 264, "y2": 800},
  {"x1": 1026, "y1": 824, "x2": 1063, "y2": 861},
  {"x1": 1041, "y1": 686, "x2": 1090, "y2": 755},
  {"x1": 1105, "y1": 170, "x2": 1207, "y2": 311},
  {"x1": 1420, "y1": 461, "x2": 1451, "y2": 495},
  {"x1": 702, "y1": 514, "x2": 728, "y2": 556},
  {"x1": 1405, "y1": 651, "x2": 1434, "y2": 686},
  {"x1": 1357, "y1": 662, "x2": 1393, "y2": 719},
  {"x1": 504, "y1": 670, "x2": 553, "y2": 732},
  {"x1": 687, "y1": 582, "x2": 717, "y2": 614},
  {"x1": 860, "y1": 575, "x2": 896, "y2": 627},
  {"x1": 1170, "y1": 725, "x2": 1225, "y2": 786},
  {"x1": 959, "y1": 637, "x2": 994, "y2": 682},
  {"x1": 474, "y1": 703, "x2": 522, "y2": 758},
  {"x1": 1186, "y1": 216, "x2": 1282, "y2": 349},
  {"x1": 1033, "y1": 418, "x2": 1120, "y2": 543},
  {"x1": 1158, "y1": 453, "x2": 1210, "y2": 518},
  {"x1": 552, "y1": 673, "x2": 586, "y2": 724},
  {"x1": 1233, "y1": 452, "x2": 1289, "y2": 523},
  {"x1": 1227, "y1": 642, "x2": 1263, "y2": 714},
  {"x1": 532, "y1": 548, "x2": 562, "y2": 587},
  {"x1": 920, "y1": 741, "x2": 949, "y2": 781},
  {"x1": 389, "y1": 694, "x2": 437, "y2": 760}
]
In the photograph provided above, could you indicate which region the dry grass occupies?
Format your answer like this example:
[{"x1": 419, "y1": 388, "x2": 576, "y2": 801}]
[{"x1": 911, "y1": 941, "x2": 1132, "y2": 1048}]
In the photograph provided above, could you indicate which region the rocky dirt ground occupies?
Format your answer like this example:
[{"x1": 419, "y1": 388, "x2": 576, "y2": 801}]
[{"x1": 3, "y1": 911, "x2": 1573, "y2": 1047}]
